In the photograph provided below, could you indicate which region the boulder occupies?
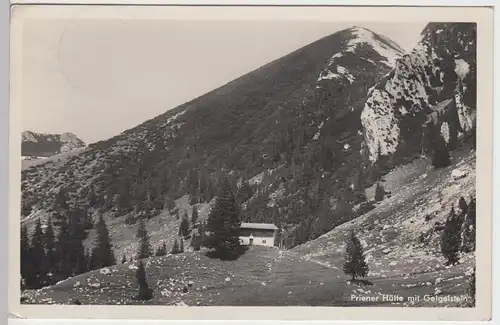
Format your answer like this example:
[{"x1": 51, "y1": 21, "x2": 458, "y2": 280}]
[
  {"x1": 88, "y1": 282, "x2": 101, "y2": 289},
  {"x1": 451, "y1": 169, "x2": 467, "y2": 180}
]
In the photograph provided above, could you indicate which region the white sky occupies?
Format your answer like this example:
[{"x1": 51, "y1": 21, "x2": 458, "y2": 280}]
[{"x1": 21, "y1": 19, "x2": 428, "y2": 144}]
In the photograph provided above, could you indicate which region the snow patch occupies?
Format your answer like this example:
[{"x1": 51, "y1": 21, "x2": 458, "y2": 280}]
[
  {"x1": 347, "y1": 27, "x2": 403, "y2": 67},
  {"x1": 318, "y1": 70, "x2": 339, "y2": 81},
  {"x1": 336, "y1": 65, "x2": 355, "y2": 84}
]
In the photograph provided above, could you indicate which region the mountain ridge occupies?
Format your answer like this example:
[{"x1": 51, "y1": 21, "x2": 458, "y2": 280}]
[{"x1": 22, "y1": 130, "x2": 86, "y2": 158}]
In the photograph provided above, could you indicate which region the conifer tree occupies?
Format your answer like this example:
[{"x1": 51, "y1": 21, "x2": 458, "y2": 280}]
[
  {"x1": 171, "y1": 239, "x2": 181, "y2": 254},
  {"x1": 20, "y1": 224, "x2": 35, "y2": 288},
  {"x1": 30, "y1": 219, "x2": 49, "y2": 288},
  {"x1": 134, "y1": 260, "x2": 153, "y2": 301},
  {"x1": 155, "y1": 241, "x2": 167, "y2": 256},
  {"x1": 43, "y1": 216, "x2": 56, "y2": 269},
  {"x1": 90, "y1": 215, "x2": 116, "y2": 269},
  {"x1": 236, "y1": 180, "x2": 254, "y2": 205},
  {"x1": 73, "y1": 242, "x2": 88, "y2": 275},
  {"x1": 206, "y1": 175, "x2": 242, "y2": 258},
  {"x1": 431, "y1": 134, "x2": 451, "y2": 168},
  {"x1": 84, "y1": 248, "x2": 92, "y2": 272},
  {"x1": 54, "y1": 217, "x2": 72, "y2": 280},
  {"x1": 198, "y1": 221, "x2": 207, "y2": 247},
  {"x1": 116, "y1": 178, "x2": 132, "y2": 215},
  {"x1": 136, "y1": 219, "x2": 152, "y2": 259},
  {"x1": 191, "y1": 205, "x2": 199, "y2": 226},
  {"x1": 459, "y1": 197, "x2": 468, "y2": 215},
  {"x1": 179, "y1": 215, "x2": 190, "y2": 238},
  {"x1": 180, "y1": 238, "x2": 185, "y2": 253},
  {"x1": 374, "y1": 182, "x2": 385, "y2": 202},
  {"x1": 67, "y1": 208, "x2": 88, "y2": 276},
  {"x1": 43, "y1": 216, "x2": 57, "y2": 280},
  {"x1": 342, "y1": 230, "x2": 369, "y2": 281},
  {"x1": 462, "y1": 198, "x2": 476, "y2": 253},
  {"x1": 87, "y1": 185, "x2": 98, "y2": 207},
  {"x1": 441, "y1": 207, "x2": 461, "y2": 265}
]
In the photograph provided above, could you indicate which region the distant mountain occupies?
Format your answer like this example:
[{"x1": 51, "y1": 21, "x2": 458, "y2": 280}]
[{"x1": 22, "y1": 131, "x2": 86, "y2": 158}]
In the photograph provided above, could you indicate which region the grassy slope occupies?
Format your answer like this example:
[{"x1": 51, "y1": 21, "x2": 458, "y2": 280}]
[
  {"x1": 22, "y1": 148, "x2": 475, "y2": 307},
  {"x1": 82, "y1": 195, "x2": 212, "y2": 260}
]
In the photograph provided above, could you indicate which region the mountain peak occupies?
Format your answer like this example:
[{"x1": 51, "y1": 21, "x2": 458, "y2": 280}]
[
  {"x1": 21, "y1": 130, "x2": 86, "y2": 157},
  {"x1": 344, "y1": 26, "x2": 405, "y2": 67}
]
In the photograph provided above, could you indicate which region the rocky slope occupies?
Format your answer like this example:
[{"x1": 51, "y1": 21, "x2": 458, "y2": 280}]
[
  {"x1": 360, "y1": 23, "x2": 476, "y2": 163},
  {"x1": 22, "y1": 131, "x2": 86, "y2": 158}
]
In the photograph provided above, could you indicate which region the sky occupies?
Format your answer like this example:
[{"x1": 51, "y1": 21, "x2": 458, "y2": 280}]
[{"x1": 21, "y1": 19, "x2": 428, "y2": 144}]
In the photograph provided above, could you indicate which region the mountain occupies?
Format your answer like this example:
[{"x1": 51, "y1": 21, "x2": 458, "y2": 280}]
[
  {"x1": 21, "y1": 26, "x2": 405, "y2": 245},
  {"x1": 20, "y1": 24, "x2": 476, "y2": 247},
  {"x1": 21, "y1": 23, "x2": 477, "y2": 307},
  {"x1": 22, "y1": 131, "x2": 86, "y2": 158}
]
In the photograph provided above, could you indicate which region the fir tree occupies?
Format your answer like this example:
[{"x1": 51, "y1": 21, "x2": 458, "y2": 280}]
[
  {"x1": 236, "y1": 180, "x2": 254, "y2": 205},
  {"x1": 374, "y1": 182, "x2": 385, "y2": 202},
  {"x1": 440, "y1": 207, "x2": 461, "y2": 265},
  {"x1": 85, "y1": 249, "x2": 92, "y2": 273},
  {"x1": 431, "y1": 134, "x2": 451, "y2": 168},
  {"x1": 90, "y1": 215, "x2": 116, "y2": 270},
  {"x1": 459, "y1": 197, "x2": 468, "y2": 215},
  {"x1": 30, "y1": 219, "x2": 49, "y2": 288},
  {"x1": 116, "y1": 178, "x2": 132, "y2": 215},
  {"x1": 43, "y1": 216, "x2": 57, "y2": 278},
  {"x1": 198, "y1": 221, "x2": 207, "y2": 247},
  {"x1": 191, "y1": 205, "x2": 199, "y2": 226},
  {"x1": 20, "y1": 224, "x2": 35, "y2": 288},
  {"x1": 178, "y1": 215, "x2": 190, "y2": 238},
  {"x1": 134, "y1": 260, "x2": 153, "y2": 301},
  {"x1": 87, "y1": 185, "x2": 98, "y2": 207},
  {"x1": 73, "y1": 241, "x2": 88, "y2": 275},
  {"x1": 155, "y1": 241, "x2": 167, "y2": 256},
  {"x1": 68, "y1": 208, "x2": 88, "y2": 276},
  {"x1": 136, "y1": 219, "x2": 152, "y2": 259},
  {"x1": 180, "y1": 238, "x2": 185, "y2": 253},
  {"x1": 205, "y1": 175, "x2": 242, "y2": 258},
  {"x1": 462, "y1": 198, "x2": 476, "y2": 253},
  {"x1": 171, "y1": 239, "x2": 181, "y2": 254},
  {"x1": 342, "y1": 230, "x2": 369, "y2": 281},
  {"x1": 54, "y1": 217, "x2": 72, "y2": 280}
]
